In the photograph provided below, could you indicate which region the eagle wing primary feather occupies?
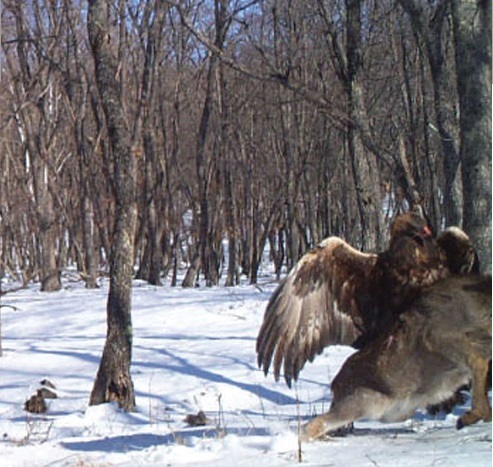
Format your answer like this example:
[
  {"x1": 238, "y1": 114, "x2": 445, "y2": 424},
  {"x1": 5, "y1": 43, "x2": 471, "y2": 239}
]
[{"x1": 256, "y1": 237, "x2": 378, "y2": 387}]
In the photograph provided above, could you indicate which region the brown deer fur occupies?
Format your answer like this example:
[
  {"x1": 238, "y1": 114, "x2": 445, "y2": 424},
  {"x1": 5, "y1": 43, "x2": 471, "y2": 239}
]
[{"x1": 302, "y1": 275, "x2": 492, "y2": 440}]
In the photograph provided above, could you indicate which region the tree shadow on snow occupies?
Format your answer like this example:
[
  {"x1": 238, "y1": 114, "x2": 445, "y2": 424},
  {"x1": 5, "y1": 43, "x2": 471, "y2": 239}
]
[
  {"x1": 133, "y1": 344, "x2": 299, "y2": 407},
  {"x1": 61, "y1": 426, "x2": 271, "y2": 453}
]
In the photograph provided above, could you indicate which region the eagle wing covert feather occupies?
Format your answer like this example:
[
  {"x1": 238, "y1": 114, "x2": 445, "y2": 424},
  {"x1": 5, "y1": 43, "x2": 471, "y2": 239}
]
[{"x1": 256, "y1": 237, "x2": 378, "y2": 387}]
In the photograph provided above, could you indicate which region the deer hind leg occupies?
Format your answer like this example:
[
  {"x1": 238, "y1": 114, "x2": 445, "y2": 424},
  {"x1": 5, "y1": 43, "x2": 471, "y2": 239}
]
[{"x1": 457, "y1": 355, "x2": 492, "y2": 429}]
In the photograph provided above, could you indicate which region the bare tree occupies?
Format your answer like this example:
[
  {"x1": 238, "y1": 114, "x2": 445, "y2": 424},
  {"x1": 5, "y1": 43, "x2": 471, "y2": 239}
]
[
  {"x1": 345, "y1": 0, "x2": 384, "y2": 250},
  {"x1": 61, "y1": 0, "x2": 99, "y2": 288},
  {"x1": 0, "y1": 0, "x2": 490, "y2": 288},
  {"x1": 87, "y1": 0, "x2": 137, "y2": 411},
  {"x1": 3, "y1": 1, "x2": 63, "y2": 292},
  {"x1": 451, "y1": 0, "x2": 491, "y2": 273},
  {"x1": 397, "y1": 0, "x2": 463, "y2": 226}
]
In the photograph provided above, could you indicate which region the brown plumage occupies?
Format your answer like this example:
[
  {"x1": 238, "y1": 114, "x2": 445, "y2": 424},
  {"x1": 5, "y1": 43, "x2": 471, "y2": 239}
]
[
  {"x1": 256, "y1": 211, "x2": 476, "y2": 388},
  {"x1": 437, "y1": 226, "x2": 480, "y2": 274},
  {"x1": 301, "y1": 274, "x2": 492, "y2": 439}
]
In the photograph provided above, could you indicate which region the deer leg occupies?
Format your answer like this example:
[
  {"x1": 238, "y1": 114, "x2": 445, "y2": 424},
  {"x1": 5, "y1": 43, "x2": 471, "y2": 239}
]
[
  {"x1": 301, "y1": 408, "x2": 355, "y2": 442},
  {"x1": 457, "y1": 356, "x2": 492, "y2": 429},
  {"x1": 301, "y1": 388, "x2": 382, "y2": 441}
]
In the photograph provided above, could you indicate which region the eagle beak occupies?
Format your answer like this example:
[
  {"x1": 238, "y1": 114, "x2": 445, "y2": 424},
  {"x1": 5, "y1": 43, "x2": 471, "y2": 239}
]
[{"x1": 423, "y1": 225, "x2": 432, "y2": 237}]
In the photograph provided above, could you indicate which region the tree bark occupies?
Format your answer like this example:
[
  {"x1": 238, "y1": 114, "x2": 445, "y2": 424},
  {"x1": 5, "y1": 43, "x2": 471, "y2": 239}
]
[
  {"x1": 135, "y1": 3, "x2": 166, "y2": 286},
  {"x1": 183, "y1": 0, "x2": 230, "y2": 287},
  {"x1": 8, "y1": 2, "x2": 62, "y2": 292},
  {"x1": 398, "y1": 0, "x2": 463, "y2": 226},
  {"x1": 88, "y1": 0, "x2": 136, "y2": 411},
  {"x1": 452, "y1": 0, "x2": 492, "y2": 273},
  {"x1": 345, "y1": 0, "x2": 383, "y2": 251}
]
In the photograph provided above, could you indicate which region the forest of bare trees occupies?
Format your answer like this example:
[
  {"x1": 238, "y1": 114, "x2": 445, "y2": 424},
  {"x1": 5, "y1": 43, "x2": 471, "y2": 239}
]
[{"x1": 0, "y1": 0, "x2": 491, "y2": 292}]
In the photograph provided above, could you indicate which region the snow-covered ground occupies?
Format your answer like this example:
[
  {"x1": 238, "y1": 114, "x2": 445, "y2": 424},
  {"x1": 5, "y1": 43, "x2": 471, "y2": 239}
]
[{"x1": 0, "y1": 273, "x2": 490, "y2": 466}]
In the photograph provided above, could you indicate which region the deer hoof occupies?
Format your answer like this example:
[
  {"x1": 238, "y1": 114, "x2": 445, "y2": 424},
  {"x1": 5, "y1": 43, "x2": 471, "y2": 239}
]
[{"x1": 456, "y1": 409, "x2": 491, "y2": 429}]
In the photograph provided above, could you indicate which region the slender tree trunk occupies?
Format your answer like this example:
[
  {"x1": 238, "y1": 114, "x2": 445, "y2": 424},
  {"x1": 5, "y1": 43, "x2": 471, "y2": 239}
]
[
  {"x1": 268, "y1": 229, "x2": 284, "y2": 280},
  {"x1": 182, "y1": 251, "x2": 201, "y2": 287},
  {"x1": 190, "y1": 53, "x2": 215, "y2": 287},
  {"x1": 136, "y1": 4, "x2": 166, "y2": 286},
  {"x1": 224, "y1": 167, "x2": 238, "y2": 286},
  {"x1": 452, "y1": 0, "x2": 492, "y2": 273},
  {"x1": 280, "y1": 109, "x2": 299, "y2": 268},
  {"x1": 78, "y1": 115, "x2": 98, "y2": 289},
  {"x1": 81, "y1": 191, "x2": 98, "y2": 289},
  {"x1": 398, "y1": 0, "x2": 463, "y2": 226},
  {"x1": 30, "y1": 140, "x2": 61, "y2": 293},
  {"x1": 183, "y1": 0, "x2": 230, "y2": 287},
  {"x1": 240, "y1": 136, "x2": 253, "y2": 278},
  {"x1": 218, "y1": 54, "x2": 238, "y2": 287},
  {"x1": 346, "y1": 0, "x2": 382, "y2": 251},
  {"x1": 8, "y1": 3, "x2": 62, "y2": 292},
  {"x1": 88, "y1": 0, "x2": 136, "y2": 411}
]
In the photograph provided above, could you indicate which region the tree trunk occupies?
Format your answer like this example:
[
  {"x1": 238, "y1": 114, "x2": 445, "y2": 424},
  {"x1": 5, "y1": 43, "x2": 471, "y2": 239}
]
[
  {"x1": 398, "y1": 0, "x2": 463, "y2": 226},
  {"x1": 135, "y1": 4, "x2": 165, "y2": 287},
  {"x1": 9, "y1": 2, "x2": 62, "y2": 293},
  {"x1": 33, "y1": 151, "x2": 60, "y2": 292},
  {"x1": 183, "y1": 0, "x2": 230, "y2": 287},
  {"x1": 38, "y1": 223, "x2": 61, "y2": 292},
  {"x1": 182, "y1": 251, "x2": 201, "y2": 287},
  {"x1": 81, "y1": 195, "x2": 99, "y2": 289},
  {"x1": 268, "y1": 229, "x2": 284, "y2": 280},
  {"x1": 452, "y1": 0, "x2": 492, "y2": 273},
  {"x1": 346, "y1": 0, "x2": 382, "y2": 251},
  {"x1": 224, "y1": 168, "x2": 238, "y2": 286},
  {"x1": 79, "y1": 128, "x2": 99, "y2": 289},
  {"x1": 192, "y1": 55, "x2": 215, "y2": 286},
  {"x1": 88, "y1": 0, "x2": 136, "y2": 411}
]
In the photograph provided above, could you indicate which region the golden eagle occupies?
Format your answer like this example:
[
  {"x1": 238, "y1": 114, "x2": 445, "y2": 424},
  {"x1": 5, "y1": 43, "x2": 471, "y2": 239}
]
[{"x1": 256, "y1": 211, "x2": 478, "y2": 388}]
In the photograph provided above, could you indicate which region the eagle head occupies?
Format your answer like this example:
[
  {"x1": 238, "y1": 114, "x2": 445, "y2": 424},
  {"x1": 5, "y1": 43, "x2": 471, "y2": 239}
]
[
  {"x1": 389, "y1": 212, "x2": 433, "y2": 249},
  {"x1": 385, "y1": 212, "x2": 447, "y2": 291}
]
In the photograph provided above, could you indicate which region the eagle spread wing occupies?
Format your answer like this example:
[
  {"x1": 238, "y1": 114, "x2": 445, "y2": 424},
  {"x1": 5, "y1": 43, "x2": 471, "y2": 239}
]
[
  {"x1": 256, "y1": 211, "x2": 478, "y2": 389},
  {"x1": 256, "y1": 237, "x2": 378, "y2": 387}
]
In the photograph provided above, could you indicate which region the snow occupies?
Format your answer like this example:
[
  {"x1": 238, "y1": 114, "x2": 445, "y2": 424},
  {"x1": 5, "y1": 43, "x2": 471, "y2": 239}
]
[{"x1": 0, "y1": 274, "x2": 490, "y2": 466}]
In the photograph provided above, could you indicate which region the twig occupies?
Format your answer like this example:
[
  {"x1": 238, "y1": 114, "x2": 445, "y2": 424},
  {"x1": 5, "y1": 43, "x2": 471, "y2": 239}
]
[{"x1": 295, "y1": 383, "x2": 303, "y2": 463}]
